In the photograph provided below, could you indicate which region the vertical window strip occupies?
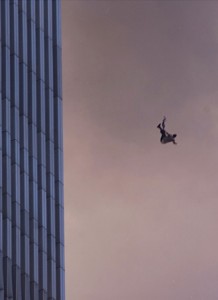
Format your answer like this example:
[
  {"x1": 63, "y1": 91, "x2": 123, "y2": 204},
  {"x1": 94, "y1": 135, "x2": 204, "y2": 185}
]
[
  {"x1": 45, "y1": 2, "x2": 57, "y2": 298},
  {"x1": 19, "y1": 4, "x2": 30, "y2": 299},
  {"x1": 0, "y1": 0, "x2": 3, "y2": 297},
  {"x1": 27, "y1": 1, "x2": 39, "y2": 299},
  {"x1": 35, "y1": 0, "x2": 48, "y2": 298},
  {"x1": 10, "y1": 2, "x2": 22, "y2": 299},
  {"x1": 52, "y1": 1, "x2": 65, "y2": 299},
  {"x1": 1, "y1": 1, "x2": 13, "y2": 299}
]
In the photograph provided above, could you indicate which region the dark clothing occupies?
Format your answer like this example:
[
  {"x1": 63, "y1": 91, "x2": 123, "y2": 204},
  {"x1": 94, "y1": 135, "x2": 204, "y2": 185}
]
[{"x1": 157, "y1": 117, "x2": 177, "y2": 145}]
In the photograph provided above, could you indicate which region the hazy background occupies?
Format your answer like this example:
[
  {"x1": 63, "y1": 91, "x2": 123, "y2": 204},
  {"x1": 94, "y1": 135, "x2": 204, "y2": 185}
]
[{"x1": 62, "y1": 1, "x2": 218, "y2": 299}]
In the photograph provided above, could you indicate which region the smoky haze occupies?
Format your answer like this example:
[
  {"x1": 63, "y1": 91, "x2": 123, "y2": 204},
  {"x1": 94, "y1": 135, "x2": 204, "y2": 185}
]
[{"x1": 62, "y1": 1, "x2": 218, "y2": 299}]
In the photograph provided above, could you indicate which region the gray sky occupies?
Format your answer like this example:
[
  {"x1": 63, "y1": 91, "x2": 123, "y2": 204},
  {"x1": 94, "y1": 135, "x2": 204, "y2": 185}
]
[{"x1": 62, "y1": 1, "x2": 218, "y2": 299}]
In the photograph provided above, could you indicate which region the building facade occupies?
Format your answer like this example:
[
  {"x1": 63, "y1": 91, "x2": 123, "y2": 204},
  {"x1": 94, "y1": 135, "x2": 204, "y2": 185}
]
[{"x1": 0, "y1": 1, "x2": 65, "y2": 299}]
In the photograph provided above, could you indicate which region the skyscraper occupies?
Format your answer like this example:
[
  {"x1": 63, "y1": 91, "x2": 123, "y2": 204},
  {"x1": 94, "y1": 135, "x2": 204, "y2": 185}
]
[{"x1": 0, "y1": 1, "x2": 65, "y2": 299}]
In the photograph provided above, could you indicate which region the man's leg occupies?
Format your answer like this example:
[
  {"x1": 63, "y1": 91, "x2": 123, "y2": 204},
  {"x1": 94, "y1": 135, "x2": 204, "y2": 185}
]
[{"x1": 162, "y1": 116, "x2": 166, "y2": 130}]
